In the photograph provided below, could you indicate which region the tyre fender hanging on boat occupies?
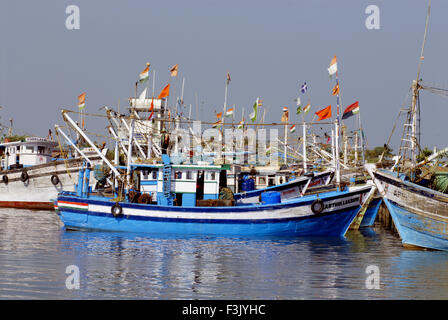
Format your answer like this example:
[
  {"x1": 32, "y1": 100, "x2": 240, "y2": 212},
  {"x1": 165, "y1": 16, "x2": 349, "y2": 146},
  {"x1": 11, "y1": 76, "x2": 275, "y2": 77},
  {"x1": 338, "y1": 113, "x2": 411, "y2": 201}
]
[
  {"x1": 51, "y1": 175, "x2": 60, "y2": 186},
  {"x1": 111, "y1": 203, "x2": 123, "y2": 217},
  {"x1": 2, "y1": 175, "x2": 8, "y2": 185},
  {"x1": 311, "y1": 198, "x2": 324, "y2": 214},
  {"x1": 20, "y1": 171, "x2": 29, "y2": 182}
]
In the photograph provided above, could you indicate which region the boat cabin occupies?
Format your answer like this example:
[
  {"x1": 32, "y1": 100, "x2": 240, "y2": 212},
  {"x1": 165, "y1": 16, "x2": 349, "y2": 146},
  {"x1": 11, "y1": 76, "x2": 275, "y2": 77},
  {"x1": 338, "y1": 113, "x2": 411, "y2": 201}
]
[
  {"x1": 0, "y1": 137, "x2": 58, "y2": 170},
  {"x1": 127, "y1": 159, "x2": 229, "y2": 207}
]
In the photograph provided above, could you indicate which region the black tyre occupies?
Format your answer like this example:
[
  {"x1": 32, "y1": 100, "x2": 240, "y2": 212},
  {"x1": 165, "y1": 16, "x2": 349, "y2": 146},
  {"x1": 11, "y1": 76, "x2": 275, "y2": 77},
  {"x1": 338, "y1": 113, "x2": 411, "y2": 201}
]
[
  {"x1": 21, "y1": 171, "x2": 29, "y2": 182},
  {"x1": 311, "y1": 199, "x2": 324, "y2": 214},
  {"x1": 51, "y1": 175, "x2": 60, "y2": 185},
  {"x1": 111, "y1": 203, "x2": 123, "y2": 217}
]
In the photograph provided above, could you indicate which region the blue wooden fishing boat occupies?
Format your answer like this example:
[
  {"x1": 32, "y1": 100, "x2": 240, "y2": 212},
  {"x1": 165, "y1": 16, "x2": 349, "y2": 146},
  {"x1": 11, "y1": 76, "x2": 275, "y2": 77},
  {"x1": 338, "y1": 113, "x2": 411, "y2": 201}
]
[
  {"x1": 55, "y1": 154, "x2": 373, "y2": 237},
  {"x1": 367, "y1": 1, "x2": 448, "y2": 250},
  {"x1": 368, "y1": 167, "x2": 448, "y2": 250}
]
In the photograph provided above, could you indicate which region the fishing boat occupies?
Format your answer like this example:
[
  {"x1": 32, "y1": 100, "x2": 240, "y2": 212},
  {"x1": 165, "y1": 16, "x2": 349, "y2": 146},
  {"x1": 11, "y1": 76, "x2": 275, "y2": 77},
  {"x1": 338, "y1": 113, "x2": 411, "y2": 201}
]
[
  {"x1": 56, "y1": 155, "x2": 373, "y2": 237},
  {"x1": 367, "y1": 0, "x2": 448, "y2": 250},
  {"x1": 0, "y1": 136, "x2": 102, "y2": 209},
  {"x1": 54, "y1": 112, "x2": 374, "y2": 237}
]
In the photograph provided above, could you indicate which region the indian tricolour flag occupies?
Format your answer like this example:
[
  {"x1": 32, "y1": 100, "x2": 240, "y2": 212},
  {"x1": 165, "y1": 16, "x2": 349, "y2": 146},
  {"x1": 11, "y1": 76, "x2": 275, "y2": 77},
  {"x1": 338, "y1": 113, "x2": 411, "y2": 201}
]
[
  {"x1": 250, "y1": 99, "x2": 259, "y2": 122},
  {"x1": 212, "y1": 119, "x2": 222, "y2": 128},
  {"x1": 327, "y1": 56, "x2": 337, "y2": 77},
  {"x1": 237, "y1": 119, "x2": 244, "y2": 129},
  {"x1": 290, "y1": 124, "x2": 296, "y2": 133},
  {"x1": 78, "y1": 92, "x2": 86, "y2": 110},
  {"x1": 225, "y1": 108, "x2": 234, "y2": 117},
  {"x1": 303, "y1": 103, "x2": 311, "y2": 114},
  {"x1": 58, "y1": 200, "x2": 89, "y2": 211},
  {"x1": 139, "y1": 63, "x2": 150, "y2": 83}
]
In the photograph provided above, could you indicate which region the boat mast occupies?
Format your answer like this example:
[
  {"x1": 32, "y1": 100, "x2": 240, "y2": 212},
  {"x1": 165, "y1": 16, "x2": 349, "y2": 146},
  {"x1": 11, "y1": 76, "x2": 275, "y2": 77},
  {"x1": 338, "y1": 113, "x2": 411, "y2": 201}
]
[{"x1": 410, "y1": 0, "x2": 431, "y2": 172}]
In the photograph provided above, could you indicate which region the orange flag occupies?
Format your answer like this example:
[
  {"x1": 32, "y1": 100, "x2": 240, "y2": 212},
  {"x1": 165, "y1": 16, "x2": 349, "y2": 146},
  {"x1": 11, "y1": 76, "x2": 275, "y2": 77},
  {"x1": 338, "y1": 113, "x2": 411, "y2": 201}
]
[
  {"x1": 148, "y1": 97, "x2": 154, "y2": 120},
  {"x1": 216, "y1": 112, "x2": 223, "y2": 119},
  {"x1": 157, "y1": 84, "x2": 170, "y2": 99},
  {"x1": 170, "y1": 64, "x2": 178, "y2": 77},
  {"x1": 332, "y1": 84, "x2": 339, "y2": 96},
  {"x1": 315, "y1": 105, "x2": 332, "y2": 121}
]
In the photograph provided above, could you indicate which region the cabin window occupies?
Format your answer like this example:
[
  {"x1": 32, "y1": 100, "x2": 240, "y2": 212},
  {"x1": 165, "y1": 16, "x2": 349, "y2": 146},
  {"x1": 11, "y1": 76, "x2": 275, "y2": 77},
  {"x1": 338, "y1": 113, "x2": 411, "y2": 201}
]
[
  {"x1": 279, "y1": 177, "x2": 284, "y2": 184},
  {"x1": 142, "y1": 170, "x2": 149, "y2": 180},
  {"x1": 208, "y1": 172, "x2": 216, "y2": 181},
  {"x1": 152, "y1": 171, "x2": 158, "y2": 180},
  {"x1": 268, "y1": 177, "x2": 275, "y2": 186},
  {"x1": 16, "y1": 146, "x2": 20, "y2": 152},
  {"x1": 25, "y1": 146, "x2": 34, "y2": 153},
  {"x1": 37, "y1": 146, "x2": 45, "y2": 154},
  {"x1": 186, "y1": 171, "x2": 192, "y2": 180},
  {"x1": 259, "y1": 177, "x2": 266, "y2": 185},
  {"x1": 174, "y1": 171, "x2": 182, "y2": 179}
]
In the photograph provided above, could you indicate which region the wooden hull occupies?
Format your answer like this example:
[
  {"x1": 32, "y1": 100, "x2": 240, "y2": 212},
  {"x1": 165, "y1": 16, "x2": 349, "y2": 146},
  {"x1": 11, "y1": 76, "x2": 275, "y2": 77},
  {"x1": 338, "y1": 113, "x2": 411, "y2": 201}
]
[
  {"x1": 0, "y1": 157, "x2": 101, "y2": 211},
  {"x1": 56, "y1": 184, "x2": 372, "y2": 237},
  {"x1": 370, "y1": 168, "x2": 448, "y2": 251}
]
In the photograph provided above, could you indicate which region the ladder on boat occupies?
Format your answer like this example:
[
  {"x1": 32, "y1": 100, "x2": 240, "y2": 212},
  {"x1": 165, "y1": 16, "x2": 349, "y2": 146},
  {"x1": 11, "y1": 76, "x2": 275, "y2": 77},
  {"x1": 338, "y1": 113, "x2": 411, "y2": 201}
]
[{"x1": 162, "y1": 154, "x2": 173, "y2": 206}]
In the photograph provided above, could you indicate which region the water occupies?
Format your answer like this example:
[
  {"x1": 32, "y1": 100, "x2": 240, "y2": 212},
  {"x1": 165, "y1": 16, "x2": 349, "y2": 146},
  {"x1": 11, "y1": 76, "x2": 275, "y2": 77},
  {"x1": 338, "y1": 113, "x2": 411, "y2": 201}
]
[{"x1": 1, "y1": 208, "x2": 448, "y2": 300}]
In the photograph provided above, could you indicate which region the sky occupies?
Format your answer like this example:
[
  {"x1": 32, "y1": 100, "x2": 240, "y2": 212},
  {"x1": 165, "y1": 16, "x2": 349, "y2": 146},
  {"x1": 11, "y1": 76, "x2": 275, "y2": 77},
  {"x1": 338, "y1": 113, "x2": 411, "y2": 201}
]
[{"x1": 0, "y1": 0, "x2": 447, "y2": 152}]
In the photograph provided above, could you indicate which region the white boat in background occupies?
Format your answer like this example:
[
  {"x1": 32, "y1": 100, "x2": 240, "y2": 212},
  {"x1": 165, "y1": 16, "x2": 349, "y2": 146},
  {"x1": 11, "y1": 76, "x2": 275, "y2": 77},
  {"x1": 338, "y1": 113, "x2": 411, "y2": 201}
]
[{"x1": 0, "y1": 137, "x2": 102, "y2": 210}]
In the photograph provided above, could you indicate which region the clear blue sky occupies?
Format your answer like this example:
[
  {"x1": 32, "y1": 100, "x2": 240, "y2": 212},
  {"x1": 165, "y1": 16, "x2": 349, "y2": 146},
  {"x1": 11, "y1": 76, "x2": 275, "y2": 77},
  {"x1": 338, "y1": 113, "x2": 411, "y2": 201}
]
[{"x1": 0, "y1": 0, "x2": 447, "y2": 151}]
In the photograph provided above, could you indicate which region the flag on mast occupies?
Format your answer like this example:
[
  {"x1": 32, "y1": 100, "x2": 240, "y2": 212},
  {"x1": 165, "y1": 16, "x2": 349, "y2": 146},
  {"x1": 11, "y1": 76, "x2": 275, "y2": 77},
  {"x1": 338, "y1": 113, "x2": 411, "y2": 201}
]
[
  {"x1": 342, "y1": 101, "x2": 360, "y2": 120},
  {"x1": 249, "y1": 98, "x2": 259, "y2": 122},
  {"x1": 157, "y1": 84, "x2": 170, "y2": 99},
  {"x1": 290, "y1": 124, "x2": 296, "y2": 133},
  {"x1": 78, "y1": 92, "x2": 86, "y2": 109},
  {"x1": 327, "y1": 56, "x2": 338, "y2": 77},
  {"x1": 300, "y1": 82, "x2": 308, "y2": 94},
  {"x1": 212, "y1": 119, "x2": 222, "y2": 128},
  {"x1": 225, "y1": 108, "x2": 234, "y2": 117},
  {"x1": 216, "y1": 112, "x2": 223, "y2": 119},
  {"x1": 281, "y1": 107, "x2": 289, "y2": 123},
  {"x1": 226, "y1": 72, "x2": 231, "y2": 85},
  {"x1": 139, "y1": 63, "x2": 150, "y2": 83},
  {"x1": 148, "y1": 97, "x2": 155, "y2": 120},
  {"x1": 332, "y1": 83, "x2": 340, "y2": 96},
  {"x1": 315, "y1": 105, "x2": 332, "y2": 121},
  {"x1": 303, "y1": 103, "x2": 311, "y2": 114},
  {"x1": 237, "y1": 119, "x2": 244, "y2": 129},
  {"x1": 170, "y1": 64, "x2": 179, "y2": 77}
]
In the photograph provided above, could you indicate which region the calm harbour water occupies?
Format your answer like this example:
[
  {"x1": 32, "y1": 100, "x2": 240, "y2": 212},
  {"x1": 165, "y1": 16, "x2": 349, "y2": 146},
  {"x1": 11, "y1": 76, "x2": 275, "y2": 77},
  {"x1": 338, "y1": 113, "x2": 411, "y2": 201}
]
[{"x1": 1, "y1": 208, "x2": 448, "y2": 300}]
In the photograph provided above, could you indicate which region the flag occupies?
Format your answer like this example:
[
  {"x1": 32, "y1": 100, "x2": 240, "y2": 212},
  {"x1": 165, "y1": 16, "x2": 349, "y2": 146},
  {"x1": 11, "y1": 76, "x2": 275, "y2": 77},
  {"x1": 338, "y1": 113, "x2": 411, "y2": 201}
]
[
  {"x1": 281, "y1": 107, "x2": 289, "y2": 123},
  {"x1": 157, "y1": 84, "x2": 170, "y2": 99},
  {"x1": 216, "y1": 112, "x2": 223, "y2": 119},
  {"x1": 249, "y1": 99, "x2": 258, "y2": 122},
  {"x1": 257, "y1": 99, "x2": 263, "y2": 107},
  {"x1": 324, "y1": 132, "x2": 331, "y2": 144},
  {"x1": 300, "y1": 82, "x2": 308, "y2": 94},
  {"x1": 226, "y1": 72, "x2": 231, "y2": 85},
  {"x1": 342, "y1": 101, "x2": 360, "y2": 120},
  {"x1": 237, "y1": 119, "x2": 244, "y2": 129},
  {"x1": 290, "y1": 124, "x2": 296, "y2": 133},
  {"x1": 148, "y1": 97, "x2": 154, "y2": 120},
  {"x1": 212, "y1": 119, "x2": 222, "y2": 128},
  {"x1": 139, "y1": 63, "x2": 150, "y2": 83},
  {"x1": 296, "y1": 106, "x2": 302, "y2": 115},
  {"x1": 303, "y1": 103, "x2": 311, "y2": 114},
  {"x1": 327, "y1": 56, "x2": 337, "y2": 76},
  {"x1": 170, "y1": 64, "x2": 178, "y2": 77},
  {"x1": 332, "y1": 83, "x2": 340, "y2": 96},
  {"x1": 139, "y1": 88, "x2": 147, "y2": 99},
  {"x1": 78, "y1": 92, "x2": 86, "y2": 109},
  {"x1": 315, "y1": 105, "x2": 332, "y2": 121},
  {"x1": 296, "y1": 96, "x2": 301, "y2": 107},
  {"x1": 225, "y1": 108, "x2": 234, "y2": 117}
]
